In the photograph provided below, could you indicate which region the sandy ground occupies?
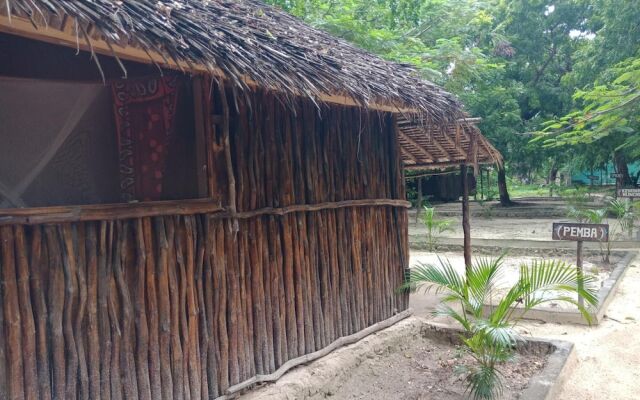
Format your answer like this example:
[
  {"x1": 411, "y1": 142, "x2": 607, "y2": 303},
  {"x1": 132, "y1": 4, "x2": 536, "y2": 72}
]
[
  {"x1": 326, "y1": 334, "x2": 544, "y2": 400},
  {"x1": 408, "y1": 215, "x2": 630, "y2": 242},
  {"x1": 414, "y1": 251, "x2": 640, "y2": 400},
  {"x1": 517, "y1": 252, "x2": 640, "y2": 400},
  {"x1": 240, "y1": 318, "x2": 547, "y2": 400},
  {"x1": 410, "y1": 251, "x2": 614, "y2": 311}
]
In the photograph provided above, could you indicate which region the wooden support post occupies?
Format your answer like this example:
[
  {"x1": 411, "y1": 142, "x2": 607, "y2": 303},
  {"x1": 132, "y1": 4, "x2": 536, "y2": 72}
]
[
  {"x1": 192, "y1": 76, "x2": 210, "y2": 198},
  {"x1": 415, "y1": 177, "x2": 423, "y2": 224},
  {"x1": 576, "y1": 240, "x2": 584, "y2": 308},
  {"x1": 461, "y1": 164, "x2": 471, "y2": 272},
  {"x1": 479, "y1": 167, "x2": 484, "y2": 200}
]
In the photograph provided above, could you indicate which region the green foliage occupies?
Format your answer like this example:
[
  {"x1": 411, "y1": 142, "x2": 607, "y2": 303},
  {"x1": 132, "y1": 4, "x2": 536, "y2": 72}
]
[
  {"x1": 539, "y1": 58, "x2": 640, "y2": 156},
  {"x1": 538, "y1": 0, "x2": 640, "y2": 166},
  {"x1": 266, "y1": 0, "x2": 639, "y2": 194},
  {"x1": 562, "y1": 186, "x2": 592, "y2": 218},
  {"x1": 400, "y1": 256, "x2": 598, "y2": 399},
  {"x1": 422, "y1": 206, "x2": 453, "y2": 251},
  {"x1": 608, "y1": 199, "x2": 636, "y2": 239}
]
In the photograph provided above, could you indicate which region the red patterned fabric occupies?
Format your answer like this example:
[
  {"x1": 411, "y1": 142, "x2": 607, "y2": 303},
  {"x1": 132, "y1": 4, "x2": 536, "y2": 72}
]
[{"x1": 111, "y1": 76, "x2": 180, "y2": 201}]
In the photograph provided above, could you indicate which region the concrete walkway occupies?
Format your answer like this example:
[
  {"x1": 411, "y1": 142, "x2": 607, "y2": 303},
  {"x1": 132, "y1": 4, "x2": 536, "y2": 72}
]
[{"x1": 519, "y1": 251, "x2": 640, "y2": 400}]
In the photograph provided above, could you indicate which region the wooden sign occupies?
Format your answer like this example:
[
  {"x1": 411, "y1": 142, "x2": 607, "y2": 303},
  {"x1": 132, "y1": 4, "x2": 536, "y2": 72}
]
[
  {"x1": 552, "y1": 222, "x2": 609, "y2": 242},
  {"x1": 618, "y1": 188, "x2": 640, "y2": 198},
  {"x1": 610, "y1": 173, "x2": 623, "y2": 179}
]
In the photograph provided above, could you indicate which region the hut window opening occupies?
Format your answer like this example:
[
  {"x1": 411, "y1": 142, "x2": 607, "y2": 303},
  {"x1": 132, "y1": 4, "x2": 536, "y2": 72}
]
[{"x1": 0, "y1": 75, "x2": 203, "y2": 209}]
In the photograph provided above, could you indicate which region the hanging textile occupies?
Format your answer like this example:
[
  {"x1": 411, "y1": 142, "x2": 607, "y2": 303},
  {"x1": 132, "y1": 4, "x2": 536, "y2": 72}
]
[{"x1": 112, "y1": 75, "x2": 180, "y2": 202}]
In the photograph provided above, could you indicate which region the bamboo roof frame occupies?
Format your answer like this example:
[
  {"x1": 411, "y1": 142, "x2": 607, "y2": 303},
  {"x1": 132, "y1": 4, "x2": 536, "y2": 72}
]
[{"x1": 397, "y1": 116, "x2": 503, "y2": 171}]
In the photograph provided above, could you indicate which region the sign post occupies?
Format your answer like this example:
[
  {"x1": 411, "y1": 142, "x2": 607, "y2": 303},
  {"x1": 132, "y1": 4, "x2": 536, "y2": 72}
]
[
  {"x1": 552, "y1": 222, "x2": 609, "y2": 307},
  {"x1": 617, "y1": 188, "x2": 640, "y2": 198}
]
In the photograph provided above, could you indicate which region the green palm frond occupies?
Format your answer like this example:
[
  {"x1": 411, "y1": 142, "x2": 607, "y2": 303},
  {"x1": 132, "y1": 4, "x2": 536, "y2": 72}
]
[
  {"x1": 466, "y1": 255, "x2": 506, "y2": 314},
  {"x1": 398, "y1": 254, "x2": 599, "y2": 400},
  {"x1": 474, "y1": 319, "x2": 521, "y2": 348},
  {"x1": 465, "y1": 358, "x2": 504, "y2": 400},
  {"x1": 518, "y1": 259, "x2": 598, "y2": 307},
  {"x1": 399, "y1": 258, "x2": 465, "y2": 298},
  {"x1": 433, "y1": 303, "x2": 471, "y2": 332}
]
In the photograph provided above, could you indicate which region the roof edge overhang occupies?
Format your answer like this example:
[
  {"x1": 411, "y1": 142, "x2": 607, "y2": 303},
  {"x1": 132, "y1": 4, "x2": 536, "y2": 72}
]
[{"x1": 0, "y1": 14, "x2": 419, "y2": 115}]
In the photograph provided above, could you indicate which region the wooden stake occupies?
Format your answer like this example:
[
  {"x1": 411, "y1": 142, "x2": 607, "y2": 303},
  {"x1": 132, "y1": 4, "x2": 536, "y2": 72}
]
[
  {"x1": 577, "y1": 240, "x2": 584, "y2": 308},
  {"x1": 461, "y1": 164, "x2": 472, "y2": 272}
]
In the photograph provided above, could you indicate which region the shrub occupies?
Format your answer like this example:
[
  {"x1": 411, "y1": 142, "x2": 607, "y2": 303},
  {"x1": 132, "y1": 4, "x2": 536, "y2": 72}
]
[{"x1": 400, "y1": 256, "x2": 597, "y2": 399}]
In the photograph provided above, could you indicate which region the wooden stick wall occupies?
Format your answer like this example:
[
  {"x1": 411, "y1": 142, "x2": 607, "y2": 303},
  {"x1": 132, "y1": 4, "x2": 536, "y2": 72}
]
[{"x1": 0, "y1": 84, "x2": 409, "y2": 399}]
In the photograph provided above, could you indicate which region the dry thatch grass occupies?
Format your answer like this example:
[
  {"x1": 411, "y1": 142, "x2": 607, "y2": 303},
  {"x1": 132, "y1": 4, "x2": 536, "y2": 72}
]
[{"x1": 2, "y1": 0, "x2": 464, "y2": 122}]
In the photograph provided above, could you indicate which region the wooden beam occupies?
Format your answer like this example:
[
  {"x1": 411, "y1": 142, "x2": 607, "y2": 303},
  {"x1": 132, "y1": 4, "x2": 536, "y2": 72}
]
[
  {"x1": 397, "y1": 131, "x2": 436, "y2": 163},
  {"x1": 0, "y1": 199, "x2": 224, "y2": 225},
  {"x1": 400, "y1": 147, "x2": 419, "y2": 164},
  {"x1": 438, "y1": 127, "x2": 467, "y2": 159},
  {"x1": 0, "y1": 15, "x2": 417, "y2": 114},
  {"x1": 0, "y1": 198, "x2": 411, "y2": 226}
]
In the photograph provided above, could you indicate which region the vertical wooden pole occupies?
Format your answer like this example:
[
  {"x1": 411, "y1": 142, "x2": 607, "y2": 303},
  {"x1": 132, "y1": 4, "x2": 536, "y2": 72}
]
[
  {"x1": 192, "y1": 76, "x2": 210, "y2": 198},
  {"x1": 415, "y1": 177, "x2": 423, "y2": 224},
  {"x1": 479, "y1": 167, "x2": 484, "y2": 200},
  {"x1": 576, "y1": 240, "x2": 584, "y2": 308},
  {"x1": 461, "y1": 165, "x2": 472, "y2": 272}
]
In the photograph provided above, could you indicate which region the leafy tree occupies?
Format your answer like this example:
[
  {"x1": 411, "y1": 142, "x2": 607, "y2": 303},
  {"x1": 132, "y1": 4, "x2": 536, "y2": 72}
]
[
  {"x1": 538, "y1": 0, "x2": 640, "y2": 184},
  {"x1": 266, "y1": 0, "x2": 638, "y2": 200}
]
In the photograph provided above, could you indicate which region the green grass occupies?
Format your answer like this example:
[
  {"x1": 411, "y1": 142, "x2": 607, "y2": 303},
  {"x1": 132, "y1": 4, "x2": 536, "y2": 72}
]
[{"x1": 507, "y1": 183, "x2": 615, "y2": 199}]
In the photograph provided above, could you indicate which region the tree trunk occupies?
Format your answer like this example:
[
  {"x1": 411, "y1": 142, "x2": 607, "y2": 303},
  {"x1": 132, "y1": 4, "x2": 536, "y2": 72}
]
[
  {"x1": 614, "y1": 151, "x2": 633, "y2": 187},
  {"x1": 548, "y1": 160, "x2": 558, "y2": 197},
  {"x1": 497, "y1": 165, "x2": 513, "y2": 206},
  {"x1": 414, "y1": 177, "x2": 423, "y2": 224}
]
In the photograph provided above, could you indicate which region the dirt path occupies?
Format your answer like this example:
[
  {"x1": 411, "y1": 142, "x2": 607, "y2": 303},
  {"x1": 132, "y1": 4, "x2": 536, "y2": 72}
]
[{"x1": 517, "y1": 251, "x2": 640, "y2": 400}]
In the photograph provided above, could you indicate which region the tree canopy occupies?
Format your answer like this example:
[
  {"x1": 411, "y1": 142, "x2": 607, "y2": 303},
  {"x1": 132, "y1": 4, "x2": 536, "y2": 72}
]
[{"x1": 265, "y1": 0, "x2": 639, "y2": 188}]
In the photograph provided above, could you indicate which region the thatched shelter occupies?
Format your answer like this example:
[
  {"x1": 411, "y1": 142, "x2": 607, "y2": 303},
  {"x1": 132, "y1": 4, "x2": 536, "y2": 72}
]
[{"x1": 0, "y1": 1, "x2": 495, "y2": 399}]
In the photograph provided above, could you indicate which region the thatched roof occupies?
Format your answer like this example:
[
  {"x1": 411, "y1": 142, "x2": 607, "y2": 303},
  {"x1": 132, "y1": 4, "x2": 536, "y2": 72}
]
[
  {"x1": 398, "y1": 117, "x2": 502, "y2": 171},
  {"x1": 0, "y1": 1, "x2": 463, "y2": 122}
]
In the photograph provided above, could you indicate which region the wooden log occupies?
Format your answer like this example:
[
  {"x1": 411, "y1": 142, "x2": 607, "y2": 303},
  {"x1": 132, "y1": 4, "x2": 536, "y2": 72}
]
[
  {"x1": 74, "y1": 223, "x2": 90, "y2": 400},
  {"x1": 213, "y1": 220, "x2": 229, "y2": 392},
  {"x1": 268, "y1": 216, "x2": 287, "y2": 367},
  {"x1": 281, "y1": 216, "x2": 299, "y2": 359},
  {"x1": 249, "y1": 219, "x2": 267, "y2": 375},
  {"x1": 108, "y1": 222, "x2": 123, "y2": 400},
  {"x1": 45, "y1": 226, "x2": 66, "y2": 400},
  {"x1": 29, "y1": 226, "x2": 53, "y2": 400},
  {"x1": 236, "y1": 222, "x2": 251, "y2": 380},
  {"x1": 225, "y1": 309, "x2": 413, "y2": 396},
  {"x1": 203, "y1": 218, "x2": 219, "y2": 398},
  {"x1": 174, "y1": 218, "x2": 192, "y2": 398},
  {"x1": 167, "y1": 217, "x2": 185, "y2": 400},
  {"x1": 154, "y1": 218, "x2": 174, "y2": 400},
  {"x1": 218, "y1": 84, "x2": 238, "y2": 232},
  {"x1": 133, "y1": 220, "x2": 152, "y2": 400},
  {"x1": 0, "y1": 199, "x2": 224, "y2": 226},
  {"x1": 1, "y1": 226, "x2": 25, "y2": 400},
  {"x1": 259, "y1": 218, "x2": 275, "y2": 372},
  {"x1": 184, "y1": 216, "x2": 202, "y2": 400},
  {"x1": 14, "y1": 226, "x2": 39, "y2": 400},
  {"x1": 84, "y1": 223, "x2": 101, "y2": 400},
  {"x1": 142, "y1": 218, "x2": 161, "y2": 400},
  {"x1": 114, "y1": 222, "x2": 139, "y2": 400},
  {"x1": 194, "y1": 217, "x2": 210, "y2": 400}
]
